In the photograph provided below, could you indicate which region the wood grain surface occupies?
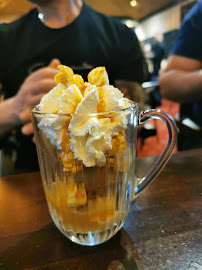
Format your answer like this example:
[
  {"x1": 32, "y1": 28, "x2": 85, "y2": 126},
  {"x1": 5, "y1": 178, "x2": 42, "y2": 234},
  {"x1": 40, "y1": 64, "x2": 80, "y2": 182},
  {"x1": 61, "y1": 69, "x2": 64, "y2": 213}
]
[{"x1": 0, "y1": 149, "x2": 201, "y2": 270}]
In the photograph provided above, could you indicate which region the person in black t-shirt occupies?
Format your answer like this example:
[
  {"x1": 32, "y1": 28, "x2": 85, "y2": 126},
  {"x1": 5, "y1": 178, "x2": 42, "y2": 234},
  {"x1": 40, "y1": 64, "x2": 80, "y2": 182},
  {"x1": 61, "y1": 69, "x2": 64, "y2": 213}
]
[{"x1": 0, "y1": 0, "x2": 147, "y2": 173}]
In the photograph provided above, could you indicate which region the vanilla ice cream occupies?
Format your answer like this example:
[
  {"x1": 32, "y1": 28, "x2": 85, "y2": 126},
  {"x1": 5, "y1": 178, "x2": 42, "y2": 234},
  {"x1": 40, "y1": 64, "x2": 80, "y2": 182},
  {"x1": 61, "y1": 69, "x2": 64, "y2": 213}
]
[{"x1": 38, "y1": 65, "x2": 131, "y2": 168}]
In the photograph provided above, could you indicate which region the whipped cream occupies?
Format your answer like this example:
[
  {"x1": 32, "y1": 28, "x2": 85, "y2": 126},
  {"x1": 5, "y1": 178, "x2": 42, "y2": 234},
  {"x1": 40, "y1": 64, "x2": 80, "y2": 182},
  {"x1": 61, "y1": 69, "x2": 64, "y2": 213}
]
[{"x1": 38, "y1": 65, "x2": 131, "y2": 167}]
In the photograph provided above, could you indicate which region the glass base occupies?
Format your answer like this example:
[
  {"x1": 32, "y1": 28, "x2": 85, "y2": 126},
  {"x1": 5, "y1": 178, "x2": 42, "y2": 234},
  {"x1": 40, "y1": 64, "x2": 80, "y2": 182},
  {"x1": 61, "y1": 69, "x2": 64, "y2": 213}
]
[
  {"x1": 52, "y1": 215, "x2": 124, "y2": 246},
  {"x1": 47, "y1": 201, "x2": 127, "y2": 246}
]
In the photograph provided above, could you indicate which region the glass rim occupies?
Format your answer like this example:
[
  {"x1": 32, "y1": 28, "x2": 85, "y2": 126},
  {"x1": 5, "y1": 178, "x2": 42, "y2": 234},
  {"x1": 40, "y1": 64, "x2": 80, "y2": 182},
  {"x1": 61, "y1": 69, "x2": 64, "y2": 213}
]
[{"x1": 31, "y1": 100, "x2": 138, "y2": 117}]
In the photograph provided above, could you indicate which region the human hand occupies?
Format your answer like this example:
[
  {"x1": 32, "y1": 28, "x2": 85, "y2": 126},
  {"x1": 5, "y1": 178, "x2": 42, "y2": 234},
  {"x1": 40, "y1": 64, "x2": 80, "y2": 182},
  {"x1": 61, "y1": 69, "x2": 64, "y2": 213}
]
[
  {"x1": 20, "y1": 108, "x2": 34, "y2": 135},
  {"x1": 18, "y1": 59, "x2": 60, "y2": 136}
]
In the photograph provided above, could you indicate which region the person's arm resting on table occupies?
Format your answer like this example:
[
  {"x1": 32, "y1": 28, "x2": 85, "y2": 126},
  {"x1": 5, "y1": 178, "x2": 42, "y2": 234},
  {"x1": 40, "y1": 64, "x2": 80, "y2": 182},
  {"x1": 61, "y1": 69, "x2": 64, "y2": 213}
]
[
  {"x1": 160, "y1": 55, "x2": 202, "y2": 103},
  {"x1": 160, "y1": 3, "x2": 202, "y2": 104}
]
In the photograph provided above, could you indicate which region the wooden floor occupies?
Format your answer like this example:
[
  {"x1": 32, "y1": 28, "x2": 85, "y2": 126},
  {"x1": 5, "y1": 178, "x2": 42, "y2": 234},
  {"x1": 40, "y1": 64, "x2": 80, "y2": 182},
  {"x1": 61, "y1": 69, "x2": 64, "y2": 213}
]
[{"x1": 137, "y1": 99, "x2": 179, "y2": 158}]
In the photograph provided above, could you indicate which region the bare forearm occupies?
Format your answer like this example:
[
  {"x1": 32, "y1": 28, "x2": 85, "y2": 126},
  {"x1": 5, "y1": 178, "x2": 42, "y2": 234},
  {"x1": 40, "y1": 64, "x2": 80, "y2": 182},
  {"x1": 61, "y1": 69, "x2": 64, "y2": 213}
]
[
  {"x1": 0, "y1": 97, "x2": 21, "y2": 139},
  {"x1": 160, "y1": 69, "x2": 202, "y2": 103}
]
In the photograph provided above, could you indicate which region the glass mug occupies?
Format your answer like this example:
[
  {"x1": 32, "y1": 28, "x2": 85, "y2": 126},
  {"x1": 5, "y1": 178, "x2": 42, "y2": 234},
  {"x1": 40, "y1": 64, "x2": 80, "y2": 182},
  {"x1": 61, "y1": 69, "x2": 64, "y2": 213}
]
[{"x1": 31, "y1": 102, "x2": 177, "y2": 246}]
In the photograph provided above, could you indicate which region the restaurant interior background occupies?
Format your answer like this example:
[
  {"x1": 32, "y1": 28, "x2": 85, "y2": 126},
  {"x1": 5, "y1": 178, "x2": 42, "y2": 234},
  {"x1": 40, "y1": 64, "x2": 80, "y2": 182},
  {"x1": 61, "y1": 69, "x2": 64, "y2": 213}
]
[
  {"x1": 0, "y1": 0, "x2": 196, "y2": 50},
  {"x1": 0, "y1": 0, "x2": 197, "y2": 175},
  {"x1": 0, "y1": 2, "x2": 201, "y2": 268}
]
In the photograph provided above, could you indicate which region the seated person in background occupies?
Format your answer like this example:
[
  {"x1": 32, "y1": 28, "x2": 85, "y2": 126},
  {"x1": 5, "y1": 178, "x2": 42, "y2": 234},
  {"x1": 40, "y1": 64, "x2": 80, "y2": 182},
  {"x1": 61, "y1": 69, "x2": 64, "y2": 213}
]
[
  {"x1": 151, "y1": 33, "x2": 164, "y2": 80},
  {"x1": 160, "y1": 0, "x2": 202, "y2": 151},
  {"x1": 0, "y1": 0, "x2": 147, "y2": 174}
]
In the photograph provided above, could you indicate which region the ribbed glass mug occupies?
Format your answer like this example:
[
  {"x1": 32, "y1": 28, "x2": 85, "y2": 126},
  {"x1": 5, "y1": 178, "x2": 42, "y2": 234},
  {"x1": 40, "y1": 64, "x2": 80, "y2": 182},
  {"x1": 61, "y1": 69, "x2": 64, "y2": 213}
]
[{"x1": 31, "y1": 102, "x2": 177, "y2": 246}]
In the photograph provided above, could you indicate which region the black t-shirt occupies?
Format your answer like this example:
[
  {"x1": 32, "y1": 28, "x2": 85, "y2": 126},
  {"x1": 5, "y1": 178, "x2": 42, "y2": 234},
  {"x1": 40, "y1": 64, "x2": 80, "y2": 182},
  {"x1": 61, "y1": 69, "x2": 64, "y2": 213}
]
[{"x1": 0, "y1": 4, "x2": 146, "y2": 172}]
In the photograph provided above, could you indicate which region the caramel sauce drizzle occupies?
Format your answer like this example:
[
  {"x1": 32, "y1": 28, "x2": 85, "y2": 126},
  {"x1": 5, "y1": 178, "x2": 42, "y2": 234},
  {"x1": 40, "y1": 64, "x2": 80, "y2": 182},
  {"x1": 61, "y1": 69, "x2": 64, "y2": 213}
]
[
  {"x1": 59, "y1": 118, "x2": 75, "y2": 171},
  {"x1": 97, "y1": 87, "x2": 105, "y2": 113}
]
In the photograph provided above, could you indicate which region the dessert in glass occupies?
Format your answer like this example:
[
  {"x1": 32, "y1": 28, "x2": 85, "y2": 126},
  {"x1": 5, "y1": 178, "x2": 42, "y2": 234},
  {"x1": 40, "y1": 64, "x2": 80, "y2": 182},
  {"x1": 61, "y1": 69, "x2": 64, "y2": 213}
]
[{"x1": 31, "y1": 65, "x2": 177, "y2": 246}]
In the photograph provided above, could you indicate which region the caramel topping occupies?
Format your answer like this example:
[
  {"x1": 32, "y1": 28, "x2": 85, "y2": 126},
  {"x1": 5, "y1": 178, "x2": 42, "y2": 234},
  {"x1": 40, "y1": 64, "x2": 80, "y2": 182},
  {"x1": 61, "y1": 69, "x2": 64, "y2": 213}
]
[
  {"x1": 67, "y1": 183, "x2": 87, "y2": 207},
  {"x1": 108, "y1": 132, "x2": 127, "y2": 156},
  {"x1": 59, "y1": 119, "x2": 75, "y2": 171},
  {"x1": 60, "y1": 119, "x2": 71, "y2": 151},
  {"x1": 97, "y1": 87, "x2": 105, "y2": 112},
  {"x1": 79, "y1": 86, "x2": 86, "y2": 97},
  {"x1": 55, "y1": 72, "x2": 68, "y2": 85},
  {"x1": 73, "y1": 74, "x2": 86, "y2": 96},
  {"x1": 87, "y1": 66, "x2": 109, "y2": 86},
  {"x1": 44, "y1": 179, "x2": 121, "y2": 233},
  {"x1": 52, "y1": 108, "x2": 59, "y2": 114},
  {"x1": 59, "y1": 151, "x2": 74, "y2": 163},
  {"x1": 58, "y1": 65, "x2": 74, "y2": 84}
]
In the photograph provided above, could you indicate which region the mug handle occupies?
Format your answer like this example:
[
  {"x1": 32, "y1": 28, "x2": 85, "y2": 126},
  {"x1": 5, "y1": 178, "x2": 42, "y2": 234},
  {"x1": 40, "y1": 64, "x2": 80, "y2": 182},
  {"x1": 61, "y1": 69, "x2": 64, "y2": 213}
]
[{"x1": 135, "y1": 109, "x2": 177, "y2": 195}]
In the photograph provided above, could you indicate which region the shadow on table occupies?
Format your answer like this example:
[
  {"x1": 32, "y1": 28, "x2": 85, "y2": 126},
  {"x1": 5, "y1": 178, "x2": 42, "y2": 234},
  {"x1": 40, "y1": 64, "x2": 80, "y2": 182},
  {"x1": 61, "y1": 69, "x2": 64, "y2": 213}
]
[{"x1": 0, "y1": 223, "x2": 143, "y2": 270}]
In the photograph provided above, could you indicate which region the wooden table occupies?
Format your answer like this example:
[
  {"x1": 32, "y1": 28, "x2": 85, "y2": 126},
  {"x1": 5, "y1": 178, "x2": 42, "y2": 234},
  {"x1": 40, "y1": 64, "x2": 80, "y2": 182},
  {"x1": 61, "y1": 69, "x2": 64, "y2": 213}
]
[{"x1": 0, "y1": 149, "x2": 201, "y2": 270}]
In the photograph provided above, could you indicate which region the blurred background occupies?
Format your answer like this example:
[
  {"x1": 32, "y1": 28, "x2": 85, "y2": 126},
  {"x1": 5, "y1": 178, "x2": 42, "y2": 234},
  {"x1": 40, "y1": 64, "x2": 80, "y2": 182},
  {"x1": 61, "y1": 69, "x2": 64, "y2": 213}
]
[
  {"x1": 0, "y1": 0, "x2": 196, "y2": 41},
  {"x1": 0, "y1": 0, "x2": 196, "y2": 52},
  {"x1": 0, "y1": 0, "x2": 197, "y2": 172}
]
